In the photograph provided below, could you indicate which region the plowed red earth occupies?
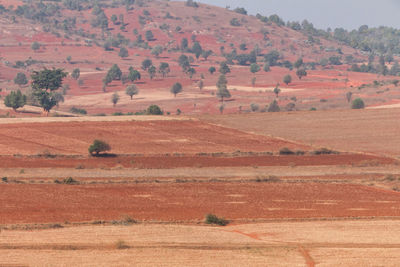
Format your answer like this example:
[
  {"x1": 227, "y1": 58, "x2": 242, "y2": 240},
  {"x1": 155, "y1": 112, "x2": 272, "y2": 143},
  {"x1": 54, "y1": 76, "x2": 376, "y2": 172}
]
[
  {"x1": 0, "y1": 154, "x2": 393, "y2": 168},
  {"x1": 1, "y1": 183, "x2": 400, "y2": 224},
  {"x1": 0, "y1": 120, "x2": 308, "y2": 155}
]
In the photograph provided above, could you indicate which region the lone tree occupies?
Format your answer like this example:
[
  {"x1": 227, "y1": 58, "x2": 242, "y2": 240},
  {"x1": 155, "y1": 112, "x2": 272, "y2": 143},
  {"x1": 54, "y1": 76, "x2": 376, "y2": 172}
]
[
  {"x1": 352, "y1": 98, "x2": 365, "y2": 109},
  {"x1": 14, "y1": 72, "x2": 28, "y2": 85},
  {"x1": 283, "y1": 74, "x2": 292, "y2": 85},
  {"x1": 296, "y1": 68, "x2": 307, "y2": 79},
  {"x1": 148, "y1": 65, "x2": 156, "y2": 80},
  {"x1": 31, "y1": 68, "x2": 68, "y2": 114},
  {"x1": 125, "y1": 84, "x2": 138, "y2": 100},
  {"x1": 187, "y1": 67, "x2": 196, "y2": 79},
  {"x1": 171, "y1": 82, "x2": 183, "y2": 97},
  {"x1": 151, "y1": 45, "x2": 163, "y2": 58},
  {"x1": 88, "y1": 140, "x2": 111, "y2": 156},
  {"x1": 192, "y1": 41, "x2": 203, "y2": 60},
  {"x1": 147, "y1": 104, "x2": 163, "y2": 115},
  {"x1": 104, "y1": 64, "x2": 122, "y2": 85},
  {"x1": 4, "y1": 90, "x2": 26, "y2": 111},
  {"x1": 158, "y1": 62, "x2": 170, "y2": 78},
  {"x1": 71, "y1": 68, "x2": 80, "y2": 80},
  {"x1": 219, "y1": 61, "x2": 231, "y2": 74},
  {"x1": 128, "y1": 67, "x2": 141, "y2": 83},
  {"x1": 273, "y1": 85, "x2": 281, "y2": 98},
  {"x1": 208, "y1": 66, "x2": 216, "y2": 74},
  {"x1": 178, "y1": 54, "x2": 190, "y2": 72},
  {"x1": 268, "y1": 100, "x2": 280, "y2": 112},
  {"x1": 216, "y1": 74, "x2": 231, "y2": 102},
  {"x1": 111, "y1": 92, "x2": 120, "y2": 107},
  {"x1": 250, "y1": 63, "x2": 260, "y2": 75},
  {"x1": 141, "y1": 59, "x2": 153, "y2": 71},
  {"x1": 119, "y1": 47, "x2": 129, "y2": 58},
  {"x1": 31, "y1": 41, "x2": 40, "y2": 52},
  {"x1": 145, "y1": 30, "x2": 154, "y2": 41}
]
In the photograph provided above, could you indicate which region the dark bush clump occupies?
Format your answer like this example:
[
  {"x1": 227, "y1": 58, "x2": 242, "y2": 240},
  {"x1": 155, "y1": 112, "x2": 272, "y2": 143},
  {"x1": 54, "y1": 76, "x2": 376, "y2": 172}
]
[
  {"x1": 279, "y1": 147, "x2": 295, "y2": 155},
  {"x1": 205, "y1": 214, "x2": 229, "y2": 226},
  {"x1": 89, "y1": 140, "x2": 111, "y2": 156}
]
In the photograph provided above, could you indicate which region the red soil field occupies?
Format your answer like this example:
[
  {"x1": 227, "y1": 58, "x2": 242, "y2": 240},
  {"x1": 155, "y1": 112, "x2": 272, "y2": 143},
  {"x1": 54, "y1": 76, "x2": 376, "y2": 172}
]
[
  {"x1": 0, "y1": 153, "x2": 393, "y2": 169},
  {"x1": 0, "y1": 120, "x2": 309, "y2": 155},
  {"x1": 1, "y1": 183, "x2": 400, "y2": 224}
]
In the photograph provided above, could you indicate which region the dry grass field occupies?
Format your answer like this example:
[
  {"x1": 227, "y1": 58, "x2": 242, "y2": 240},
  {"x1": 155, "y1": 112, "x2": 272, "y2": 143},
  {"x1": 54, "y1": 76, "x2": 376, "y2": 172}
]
[{"x1": 201, "y1": 108, "x2": 400, "y2": 157}]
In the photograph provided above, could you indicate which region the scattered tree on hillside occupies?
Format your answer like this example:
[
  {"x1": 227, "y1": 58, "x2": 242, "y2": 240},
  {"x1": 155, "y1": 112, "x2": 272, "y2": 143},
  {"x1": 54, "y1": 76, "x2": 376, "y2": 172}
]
[
  {"x1": 352, "y1": 98, "x2": 365, "y2": 109},
  {"x1": 251, "y1": 77, "x2": 256, "y2": 87},
  {"x1": 208, "y1": 66, "x2": 216, "y2": 74},
  {"x1": 111, "y1": 14, "x2": 118, "y2": 25},
  {"x1": 198, "y1": 79, "x2": 204, "y2": 90},
  {"x1": 151, "y1": 45, "x2": 163, "y2": 58},
  {"x1": 264, "y1": 50, "x2": 280, "y2": 66},
  {"x1": 250, "y1": 63, "x2": 260, "y2": 75},
  {"x1": 219, "y1": 61, "x2": 231, "y2": 75},
  {"x1": 71, "y1": 68, "x2": 80, "y2": 80},
  {"x1": 14, "y1": 72, "x2": 28, "y2": 85},
  {"x1": 103, "y1": 64, "x2": 122, "y2": 85},
  {"x1": 234, "y1": 7, "x2": 247, "y2": 15},
  {"x1": 296, "y1": 68, "x2": 307, "y2": 79},
  {"x1": 148, "y1": 65, "x2": 156, "y2": 80},
  {"x1": 145, "y1": 30, "x2": 154, "y2": 41},
  {"x1": 186, "y1": 0, "x2": 199, "y2": 8},
  {"x1": 141, "y1": 59, "x2": 153, "y2": 71},
  {"x1": 4, "y1": 90, "x2": 26, "y2": 111},
  {"x1": 158, "y1": 62, "x2": 170, "y2": 78},
  {"x1": 119, "y1": 47, "x2": 129, "y2": 58},
  {"x1": 273, "y1": 85, "x2": 281, "y2": 98},
  {"x1": 181, "y1": 38, "x2": 189, "y2": 51},
  {"x1": 239, "y1": 43, "x2": 247, "y2": 51},
  {"x1": 192, "y1": 41, "x2": 203, "y2": 60},
  {"x1": 283, "y1": 74, "x2": 292, "y2": 85},
  {"x1": 31, "y1": 68, "x2": 68, "y2": 114},
  {"x1": 66, "y1": 56, "x2": 72, "y2": 64},
  {"x1": 178, "y1": 54, "x2": 190, "y2": 72},
  {"x1": 171, "y1": 82, "x2": 183, "y2": 97},
  {"x1": 263, "y1": 63, "x2": 270, "y2": 72},
  {"x1": 202, "y1": 50, "x2": 213, "y2": 61},
  {"x1": 125, "y1": 84, "x2": 138, "y2": 100},
  {"x1": 230, "y1": 18, "x2": 240, "y2": 26},
  {"x1": 31, "y1": 41, "x2": 40, "y2": 52},
  {"x1": 187, "y1": 67, "x2": 196, "y2": 79},
  {"x1": 216, "y1": 74, "x2": 231, "y2": 102},
  {"x1": 111, "y1": 92, "x2": 120, "y2": 107},
  {"x1": 128, "y1": 67, "x2": 141, "y2": 83},
  {"x1": 294, "y1": 58, "x2": 304, "y2": 69},
  {"x1": 147, "y1": 104, "x2": 163, "y2": 115},
  {"x1": 268, "y1": 100, "x2": 280, "y2": 112}
]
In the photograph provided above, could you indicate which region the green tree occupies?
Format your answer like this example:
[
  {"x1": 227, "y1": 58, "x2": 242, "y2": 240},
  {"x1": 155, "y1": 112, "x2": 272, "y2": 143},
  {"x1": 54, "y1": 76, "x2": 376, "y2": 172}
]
[
  {"x1": 31, "y1": 41, "x2": 40, "y2": 52},
  {"x1": 147, "y1": 104, "x2": 163, "y2": 115},
  {"x1": 141, "y1": 59, "x2": 153, "y2": 71},
  {"x1": 250, "y1": 63, "x2": 260, "y2": 74},
  {"x1": 202, "y1": 50, "x2": 213, "y2": 61},
  {"x1": 352, "y1": 98, "x2": 365, "y2": 109},
  {"x1": 187, "y1": 67, "x2": 196, "y2": 79},
  {"x1": 178, "y1": 54, "x2": 190, "y2": 72},
  {"x1": 273, "y1": 85, "x2": 281, "y2": 98},
  {"x1": 263, "y1": 63, "x2": 270, "y2": 72},
  {"x1": 268, "y1": 100, "x2": 280, "y2": 112},
  {"x1": 216, "y1": 74, "x2": 231, "y2": 102},
  {"x1": 111, "y1": 92, "x2": 120, "y2": 107},
  {"x1": 171, "y1": 82, "x2": 183, "y2": 97},
  {"x1": 158, "y1": 62, "x2": 170, "y2": 78},
  {"x1": 181, "y1": 38, "x2": 189, "y2": 51},
  {"x1": 148, "y1": 65, "x2": 156, "y2": 80},
  {"x1": 151, "y1": 45, "x2": 163, "y2": 58},
  {"x1": 219, "y1": 61, "x2": 231, "y2": 74},
  {"x1": 264, "y1": 50, "x2": 280, "y2": 66},
  {"x1": 128, "y1": 67, "x2": 141, "y2": 83},
  {"x1": 296, "y1": 68, "x2": 307, "y2": 79},
  {"x1": 71, "y1": 68, "x2": 80, "y2": 80},
  {"x1": 294, "y1": 58, "x2": 304, "y2": 69},
  {"x1": 31, "y1": 68, "x2": 68, "y2": 113},
  {"x1": 125, "y1": 84, "x2": 138, "y2": 100},
  {"x1": 119, "y1": 47, "x2": 129, "y2": 58},
  {"x1": 4, "y1": 90, "x2": 26, "y2": 111},
  {"x1": 192, "y1": 41, "x2": 203, "y2": 59},
  {"x1": 88, "y1": 140, "x2": 111, "y2": 156},
  {"x1": 283, "y1": 74, "x2": 292, "y2": 85},
  {"x1": 14, "y1": 72, "x2": 28, "y2": 85},
  {"x1": 208, "y1": 66, "x2": 216, "y2": 74},
  {"x1": 145, "y1": 30, "x2": 154, "y2": 41},
  {"x1": 111, "y1": 14, "x2": 118, "y2": 25}
]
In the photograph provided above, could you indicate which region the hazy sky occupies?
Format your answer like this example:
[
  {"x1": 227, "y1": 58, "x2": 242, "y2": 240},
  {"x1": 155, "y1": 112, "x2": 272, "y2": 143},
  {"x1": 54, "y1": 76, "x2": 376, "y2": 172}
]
[{"x1": 181, "y1": 0, "x2": 400, "y2": 30}]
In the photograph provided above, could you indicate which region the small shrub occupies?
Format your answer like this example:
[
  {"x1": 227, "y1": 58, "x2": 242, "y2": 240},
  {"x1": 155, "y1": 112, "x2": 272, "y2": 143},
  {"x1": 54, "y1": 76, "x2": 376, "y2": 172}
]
[
  {"x1": 279, "y1": 147, "x2": 295, "y2": 155},
  {"x1": 146, "y1": 105, "x2": 163, "y2": 115},
  {"x1": 352, "y1": 98, "x2": 365, "y2": 109},
  {"x1": 312, "y1": 148, "x2": 338, "y2": 155},
  {"x1": 116, "y1": 240, "x2": 130, "y2": 249},
  {"x1": 70, "y1": 107, "x2": 87, "y2": 115},
  {"x1": 1, "y1": 177, "x2": 8, "y2": 183},
  {"x1": 205, "y1": 214, "x2": 229, "y2": 226}
]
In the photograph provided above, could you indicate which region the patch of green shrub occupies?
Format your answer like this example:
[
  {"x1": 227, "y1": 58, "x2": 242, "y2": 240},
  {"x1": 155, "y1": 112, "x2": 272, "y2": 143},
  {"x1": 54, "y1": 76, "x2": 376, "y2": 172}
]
[{"x1": 205, "y1": 214, "x2": 229, "y2": 226}]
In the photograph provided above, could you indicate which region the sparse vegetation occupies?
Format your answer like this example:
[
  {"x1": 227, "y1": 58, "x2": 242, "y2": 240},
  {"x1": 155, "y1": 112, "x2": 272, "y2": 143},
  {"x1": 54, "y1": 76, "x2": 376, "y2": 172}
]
[
  {"x1": 88, "y1": 140, "x2": 111, "y2": 156},
  {"x1": 205, "y1": 214, "x2": 229, "y2": 226}
]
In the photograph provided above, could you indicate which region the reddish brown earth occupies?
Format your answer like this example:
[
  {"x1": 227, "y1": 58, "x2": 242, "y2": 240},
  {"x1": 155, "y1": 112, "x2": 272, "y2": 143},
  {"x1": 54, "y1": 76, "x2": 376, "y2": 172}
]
[
  {"x1": 0, "y1": 120, "x2": 309, "y2": 155},
  {"x1": 0, "y1": 153, "x2": 393, "y2": 169},
  {"x1": 1, "y1": 183, "x2": 400, "y2": 224}
]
